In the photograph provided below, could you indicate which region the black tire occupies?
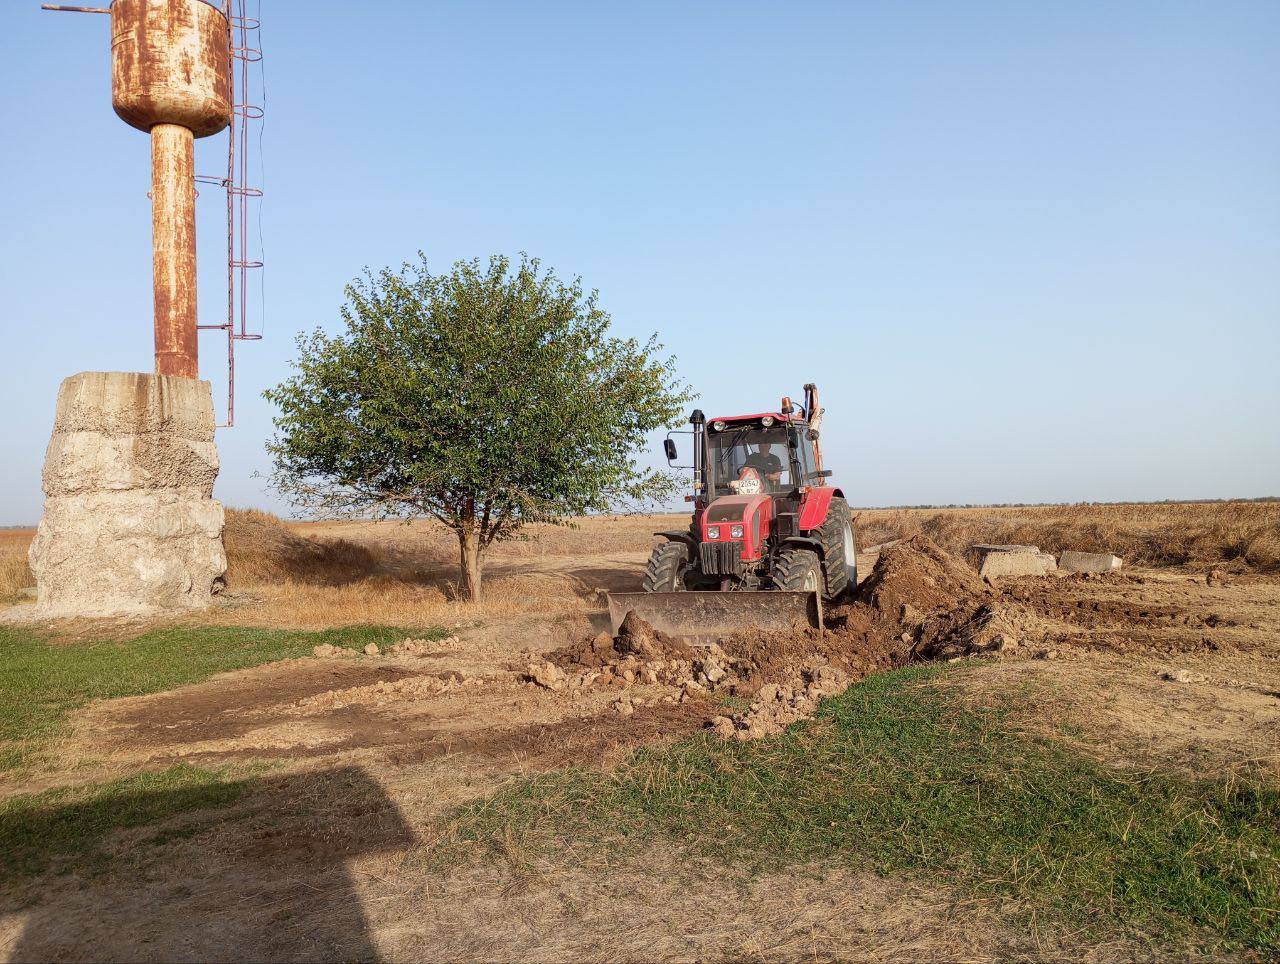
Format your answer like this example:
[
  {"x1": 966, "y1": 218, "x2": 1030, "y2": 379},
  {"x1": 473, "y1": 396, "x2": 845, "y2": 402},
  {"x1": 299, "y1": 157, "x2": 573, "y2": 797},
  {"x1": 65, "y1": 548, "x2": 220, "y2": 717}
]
[
  {"x1": 816, "y1": 497, "x2": 857, "y2": 600},
  {"x1": 642, "y1": 541, "x2": 691, "y2": 592},
  {"x1": 772, "y1": 548, "x2": 823, "y2": 593}
]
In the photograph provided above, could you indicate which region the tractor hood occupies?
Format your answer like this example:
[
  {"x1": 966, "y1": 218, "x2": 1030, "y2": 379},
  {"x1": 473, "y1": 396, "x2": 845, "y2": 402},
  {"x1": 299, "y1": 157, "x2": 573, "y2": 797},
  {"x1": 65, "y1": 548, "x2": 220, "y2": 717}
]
[{"x1": 700, "y1": 494, "x2": 774, "y2": 561}]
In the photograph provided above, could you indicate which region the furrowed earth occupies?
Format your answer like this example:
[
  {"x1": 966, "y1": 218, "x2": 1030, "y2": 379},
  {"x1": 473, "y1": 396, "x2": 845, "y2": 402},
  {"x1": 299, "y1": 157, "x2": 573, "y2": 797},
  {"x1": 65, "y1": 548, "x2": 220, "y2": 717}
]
[{"x1": 0, "y1": 504, "x2": 1277, "y2": 960}]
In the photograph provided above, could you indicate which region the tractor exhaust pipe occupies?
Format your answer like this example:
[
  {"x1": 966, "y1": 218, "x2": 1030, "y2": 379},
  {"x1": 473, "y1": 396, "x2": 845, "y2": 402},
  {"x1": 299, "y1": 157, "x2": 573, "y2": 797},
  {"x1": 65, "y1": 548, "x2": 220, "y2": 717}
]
[{"x1": 690, "y1": 408, "x2": 706, "y2": 497}]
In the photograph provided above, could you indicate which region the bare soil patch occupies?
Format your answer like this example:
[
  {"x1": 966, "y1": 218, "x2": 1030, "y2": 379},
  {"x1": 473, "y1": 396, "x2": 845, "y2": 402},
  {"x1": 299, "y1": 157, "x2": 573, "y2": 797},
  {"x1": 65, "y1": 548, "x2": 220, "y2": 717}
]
[
  {"x1": 383, "y1": 700, "x2": 711, "y2": 770},
  {"x1": 952, "y1": 650, "x2": 1280, "y2": 782}
]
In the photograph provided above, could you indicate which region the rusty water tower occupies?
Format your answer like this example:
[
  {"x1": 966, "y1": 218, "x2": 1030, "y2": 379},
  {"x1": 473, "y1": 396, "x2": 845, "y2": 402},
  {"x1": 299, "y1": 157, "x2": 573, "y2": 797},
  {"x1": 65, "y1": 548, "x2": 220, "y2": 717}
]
[
  {"x1": 45, "y1": 0, "x2": 262, "y2": 412},
  {"x1": 113, "y1": 0, "x2": 232, "y2": 378}
]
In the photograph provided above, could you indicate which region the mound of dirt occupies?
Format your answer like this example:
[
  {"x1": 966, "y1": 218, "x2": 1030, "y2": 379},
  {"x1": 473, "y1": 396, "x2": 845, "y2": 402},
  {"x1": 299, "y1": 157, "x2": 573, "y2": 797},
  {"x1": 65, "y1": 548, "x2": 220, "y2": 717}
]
[
  {"x1": 719, "y1": 622, "x2": 900, "y2": 691},
  {"x1": 544, "y1": 537, "x2": 1039, "y2": 741},
  {"x1": 859, "y1": 536, "x2": 992, "y2": 617},
  {"x1": 714, "y1": 537, "x2": 1040, "y2": 737},
  {"x1": 550, "y1": 610, "x2": 699, "y2": 670},
  {"x1": 840, "y1": 535, "x2": 1032, "y2": 661}
]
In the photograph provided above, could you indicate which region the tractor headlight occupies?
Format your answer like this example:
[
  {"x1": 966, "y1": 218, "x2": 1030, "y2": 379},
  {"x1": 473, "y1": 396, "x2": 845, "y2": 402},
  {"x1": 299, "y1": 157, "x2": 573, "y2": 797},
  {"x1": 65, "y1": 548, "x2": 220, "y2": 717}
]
[
  {"x1": 730, "y1": 524, "x2": 744, "y2": 539},
  {"x1": 760, "y1": 416, "x2": 774, "y2": 427},
  {"x1": 712, "y1": 420, "x2": 727, "y2": 432},
  {"x1": 707, "y1": 526, "x2": 720, "y2": 540}
]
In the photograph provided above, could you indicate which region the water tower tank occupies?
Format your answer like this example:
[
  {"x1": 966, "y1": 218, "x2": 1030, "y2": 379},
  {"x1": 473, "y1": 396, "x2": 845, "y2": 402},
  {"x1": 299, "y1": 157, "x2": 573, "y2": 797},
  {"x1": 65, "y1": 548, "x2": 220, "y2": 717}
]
[{"x1": 111, "y1": 0, "x2": 232, "y2": 137}]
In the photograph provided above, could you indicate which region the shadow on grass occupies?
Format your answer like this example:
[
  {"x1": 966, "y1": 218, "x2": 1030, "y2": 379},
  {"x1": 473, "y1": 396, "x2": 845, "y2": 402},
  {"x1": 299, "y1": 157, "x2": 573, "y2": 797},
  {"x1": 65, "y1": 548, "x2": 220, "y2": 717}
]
[{"x1": 2, "y1": 764, "x2": 413, "y2": 961}]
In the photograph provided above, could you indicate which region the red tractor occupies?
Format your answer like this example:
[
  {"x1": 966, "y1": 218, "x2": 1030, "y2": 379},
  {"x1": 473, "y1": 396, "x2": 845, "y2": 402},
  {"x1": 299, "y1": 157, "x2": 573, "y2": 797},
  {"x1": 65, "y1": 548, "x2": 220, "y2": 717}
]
[{"x1": 609, "y1": 384, "x2": 855, "y2": 641}]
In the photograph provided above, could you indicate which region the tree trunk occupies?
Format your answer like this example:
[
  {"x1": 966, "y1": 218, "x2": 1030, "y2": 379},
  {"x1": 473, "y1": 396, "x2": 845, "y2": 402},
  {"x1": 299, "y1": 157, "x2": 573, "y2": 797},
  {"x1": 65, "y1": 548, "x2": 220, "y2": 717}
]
[{"x1": 458, "y1": 526, "x2": 483, "y2": 602}]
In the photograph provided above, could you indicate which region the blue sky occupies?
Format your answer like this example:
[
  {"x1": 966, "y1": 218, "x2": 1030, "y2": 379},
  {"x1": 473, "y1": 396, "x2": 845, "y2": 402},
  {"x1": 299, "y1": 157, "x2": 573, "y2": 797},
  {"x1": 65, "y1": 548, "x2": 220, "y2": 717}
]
[{"x1": 1, "y1": 0, "x2": 1277, "y2": 525}]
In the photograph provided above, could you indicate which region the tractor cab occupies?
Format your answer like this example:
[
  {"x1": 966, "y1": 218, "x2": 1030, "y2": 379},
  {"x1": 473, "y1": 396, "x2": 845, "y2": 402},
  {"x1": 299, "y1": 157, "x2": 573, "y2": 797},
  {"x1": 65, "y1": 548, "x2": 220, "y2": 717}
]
[{"x1": 705, "y1": 414, "x2": 817, "y2": 499}]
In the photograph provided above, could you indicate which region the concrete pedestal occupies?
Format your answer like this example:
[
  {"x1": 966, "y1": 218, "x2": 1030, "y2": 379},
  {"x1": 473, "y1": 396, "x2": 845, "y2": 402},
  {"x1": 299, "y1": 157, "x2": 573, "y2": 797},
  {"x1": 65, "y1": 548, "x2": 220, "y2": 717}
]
[{"x1": 29, "y1": 371, "x2": 226, "y2": 617}]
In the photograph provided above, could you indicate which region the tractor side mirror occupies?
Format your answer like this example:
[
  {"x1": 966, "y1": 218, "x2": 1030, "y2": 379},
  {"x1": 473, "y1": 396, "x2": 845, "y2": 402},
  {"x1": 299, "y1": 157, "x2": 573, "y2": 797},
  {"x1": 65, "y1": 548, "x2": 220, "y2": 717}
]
[{"x1": 663, "y1": 438, "x2": 678, "y2": 462}]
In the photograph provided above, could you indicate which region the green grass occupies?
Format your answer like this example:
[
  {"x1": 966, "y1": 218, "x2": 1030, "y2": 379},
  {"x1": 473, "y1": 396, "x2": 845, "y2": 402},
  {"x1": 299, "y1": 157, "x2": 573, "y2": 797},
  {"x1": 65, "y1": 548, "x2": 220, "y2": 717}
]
[
  {"x1": 447, "y1": 665, "x2": 1280, "y2": 952},
  {"x1": 0, "y1": 763, "x2": 251, "y2": 883},
  {"x1": 0, "y1": 623, "x2": 445, "y2": 773}
]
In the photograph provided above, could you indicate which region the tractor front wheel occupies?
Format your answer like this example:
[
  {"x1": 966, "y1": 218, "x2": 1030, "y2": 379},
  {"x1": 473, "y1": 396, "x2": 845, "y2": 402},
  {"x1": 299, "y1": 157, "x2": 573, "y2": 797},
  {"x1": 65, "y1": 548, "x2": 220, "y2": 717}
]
[
  {"x1": 642, "y1": 541, "x2": 692, "y2": 592},
  {"x1": 772, "y1": 548, "x2": 823, "y2": 593},
  {"x1": 816, "y1": 497, "x2": 857, "y2": 600}
]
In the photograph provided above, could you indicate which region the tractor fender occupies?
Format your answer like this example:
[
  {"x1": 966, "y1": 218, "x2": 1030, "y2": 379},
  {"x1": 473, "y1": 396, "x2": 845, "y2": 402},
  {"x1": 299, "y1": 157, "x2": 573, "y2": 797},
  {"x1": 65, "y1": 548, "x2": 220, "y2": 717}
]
[
  {"x1": 654, "y1": 531, "x2": 697, "y2": 556},
  {"x1": 797, "y1": 487, "x2": 845, "y2": 531},
  {"x1": 780, "y1": 535, "x2": 825, "y2": 558}
]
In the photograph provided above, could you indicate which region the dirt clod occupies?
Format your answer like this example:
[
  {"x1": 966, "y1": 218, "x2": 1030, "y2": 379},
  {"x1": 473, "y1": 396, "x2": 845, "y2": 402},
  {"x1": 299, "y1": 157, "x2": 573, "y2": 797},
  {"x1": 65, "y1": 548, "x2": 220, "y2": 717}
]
[
  {"x1": 1206, "y1": 566, "x2": 1233, "y2": 587},
  {"x1": 527, "y1": 661, "x2": 567, "y2": 690},
  {"x1": 312, "y1": 643, "x2": 357, "y2": 659},
  {"x1": 718, "y1": 662, "x2": 853, "y2": 740},
  {"x1": 389, "y1": 638, "x2": 439, "y2": 657}
]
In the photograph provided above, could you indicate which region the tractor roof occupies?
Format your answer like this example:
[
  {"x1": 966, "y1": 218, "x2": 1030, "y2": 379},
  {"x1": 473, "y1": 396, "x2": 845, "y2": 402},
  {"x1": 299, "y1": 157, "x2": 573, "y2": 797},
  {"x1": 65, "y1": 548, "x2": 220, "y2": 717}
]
[{"x1": 710, "y1": 411, "x2": 807, "y2": 426}]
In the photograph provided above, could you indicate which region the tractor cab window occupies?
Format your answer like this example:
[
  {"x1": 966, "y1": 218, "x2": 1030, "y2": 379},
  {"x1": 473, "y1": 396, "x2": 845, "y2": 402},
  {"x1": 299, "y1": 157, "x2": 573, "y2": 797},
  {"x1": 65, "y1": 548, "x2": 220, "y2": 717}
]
[
  {"x1": 706, "y1": 424, "x2": 794, "y2": 496},
  {"x1": 795, "y1": 432, "x2": 817, "y2": 482}
]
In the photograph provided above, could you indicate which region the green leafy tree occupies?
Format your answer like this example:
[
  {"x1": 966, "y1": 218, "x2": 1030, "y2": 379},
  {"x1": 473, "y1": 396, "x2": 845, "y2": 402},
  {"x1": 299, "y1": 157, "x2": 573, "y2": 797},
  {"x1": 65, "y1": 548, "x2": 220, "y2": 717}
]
[{"x1": 264, "y1": 254, "x2": 693, "y2": 601}]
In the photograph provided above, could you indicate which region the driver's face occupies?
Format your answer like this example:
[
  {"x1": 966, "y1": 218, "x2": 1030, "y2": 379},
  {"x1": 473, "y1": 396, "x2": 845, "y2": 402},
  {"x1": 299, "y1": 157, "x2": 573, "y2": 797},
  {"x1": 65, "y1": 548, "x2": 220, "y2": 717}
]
[{"x1": 764, "y1": 446, "x2": 783, "y2": 480}]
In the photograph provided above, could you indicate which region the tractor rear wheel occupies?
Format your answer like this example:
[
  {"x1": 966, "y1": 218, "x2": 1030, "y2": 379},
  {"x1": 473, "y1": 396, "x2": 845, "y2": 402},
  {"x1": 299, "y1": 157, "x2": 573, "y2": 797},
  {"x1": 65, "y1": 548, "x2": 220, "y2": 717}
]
[
  {"x1": 772, "y1": 548, "x2": 823, "y2": 593},
  {"x1": 642, "y1": 541, "x2": 691, "y2": 592},
  {"x1": 816, "y1": 497, "x2": 856, "y2": 600}
]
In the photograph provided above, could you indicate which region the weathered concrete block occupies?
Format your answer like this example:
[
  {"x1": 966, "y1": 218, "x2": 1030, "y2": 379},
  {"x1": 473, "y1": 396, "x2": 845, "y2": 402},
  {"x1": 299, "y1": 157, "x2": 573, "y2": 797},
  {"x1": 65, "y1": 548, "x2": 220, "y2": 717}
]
[
  {"x1": 29, "y1": 371, "x2": 226, "y2": 617},
  {"x1": 968, "y1": 544, "x2": 1057, "y2": 579},
  {"x1": 1059, "y1": 550, "x2": 1122, "y2": 573},
  {"x1": 979, "y1": 552, "x2": 1057, "y2": 579},
  {"x1": 49, "y1": 371, "x2": 216, "y2": 437},
  {"x1": 41, "y1": 431, "x2": 219, "y2": 496},
  {"x1": 30, "y1": 491, "x2": 226, "y2": 615}
]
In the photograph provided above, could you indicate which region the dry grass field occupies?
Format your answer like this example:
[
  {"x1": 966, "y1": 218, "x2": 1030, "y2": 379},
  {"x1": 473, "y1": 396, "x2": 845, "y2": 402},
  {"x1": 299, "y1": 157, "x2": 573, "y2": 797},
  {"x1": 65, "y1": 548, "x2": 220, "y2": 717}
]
[
  {"x1": 856, "y1": 501, "x2": 1280, "y2": 569},
  {"x1": 219, "y1": 500, "x2": 1280, "y2": 627},
  {"x1": 4, "y1": 500, "x2": 1278, "y2": 613},
  {"x1": 0, "y1": 500, "x2": 1277, "y2": 960}
]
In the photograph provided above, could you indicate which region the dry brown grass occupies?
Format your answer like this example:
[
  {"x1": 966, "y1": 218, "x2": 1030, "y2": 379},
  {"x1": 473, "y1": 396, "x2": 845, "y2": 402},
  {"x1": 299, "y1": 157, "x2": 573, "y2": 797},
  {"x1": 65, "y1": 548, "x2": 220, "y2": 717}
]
[
  {"x1": 222, "y1": 508, "x2": 381, "y2": 587},
  {"x1": 854, "y1": 501, "x2": 1280, "y2": 569},
  {"x1": 0, "y1": 530, "x2": 34, "y2": 602},
  {"x1": 214, "y1": 509, "x2": 614, "y2": 629},
  {"x1": 210, "y1": 571, "x2": 592, "y2": 630},
  {"x1": 294, "y1": 512, "x2": 687, "y2": 561},
  {"x1": 7, "y1": 502, "x2": 1276, "y2": 623}
]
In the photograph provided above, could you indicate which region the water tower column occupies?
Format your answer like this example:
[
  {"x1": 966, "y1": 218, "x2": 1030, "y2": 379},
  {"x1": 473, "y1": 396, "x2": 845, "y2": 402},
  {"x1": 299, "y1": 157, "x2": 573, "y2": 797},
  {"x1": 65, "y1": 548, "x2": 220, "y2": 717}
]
[{"x1": 151, "y1": 122, "x2": 199, "y2": 378}]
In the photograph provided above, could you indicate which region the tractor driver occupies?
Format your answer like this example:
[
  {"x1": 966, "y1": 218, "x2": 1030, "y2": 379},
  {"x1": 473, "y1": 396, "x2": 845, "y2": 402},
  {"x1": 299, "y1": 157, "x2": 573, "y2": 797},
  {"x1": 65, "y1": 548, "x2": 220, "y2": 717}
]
[{"x1": 744, "y1": 445, "x2": 786, "y2": 491}]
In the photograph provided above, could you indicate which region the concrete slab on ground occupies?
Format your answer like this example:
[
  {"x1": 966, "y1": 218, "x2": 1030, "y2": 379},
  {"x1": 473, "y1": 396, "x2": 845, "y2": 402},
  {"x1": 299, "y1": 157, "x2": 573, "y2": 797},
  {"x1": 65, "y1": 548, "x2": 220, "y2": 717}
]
[
  {"x1": 967, "y1": 544, "x2": 1057, "y2": 579},
  {"x1": 1059, "y1": 550, "x2": 1123, "y2": 573}
]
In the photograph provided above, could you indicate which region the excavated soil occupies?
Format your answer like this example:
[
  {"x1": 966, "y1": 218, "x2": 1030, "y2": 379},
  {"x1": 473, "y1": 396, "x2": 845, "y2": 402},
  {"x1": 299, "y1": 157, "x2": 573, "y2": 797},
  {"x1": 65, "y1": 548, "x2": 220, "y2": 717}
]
[
  {"x1": 549, "y1": 610, "x2": 700, "y2": 669},
  {"x1": 59, "y1": 536, "x2": 1280, "y2": 771},
  {"x1": 540, "y1": 536, "x2": 1046, "y2": 739},
  {"x1": 718, "y1": 535, "x2": 1031, "y2": 688}
]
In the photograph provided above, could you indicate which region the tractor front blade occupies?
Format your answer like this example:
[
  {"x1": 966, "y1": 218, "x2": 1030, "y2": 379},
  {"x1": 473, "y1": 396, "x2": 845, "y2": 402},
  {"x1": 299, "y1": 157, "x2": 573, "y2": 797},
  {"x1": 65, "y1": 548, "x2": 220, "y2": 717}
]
[{"x1": 606, "y1": 591, "x2": 823, "y2": 646}]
